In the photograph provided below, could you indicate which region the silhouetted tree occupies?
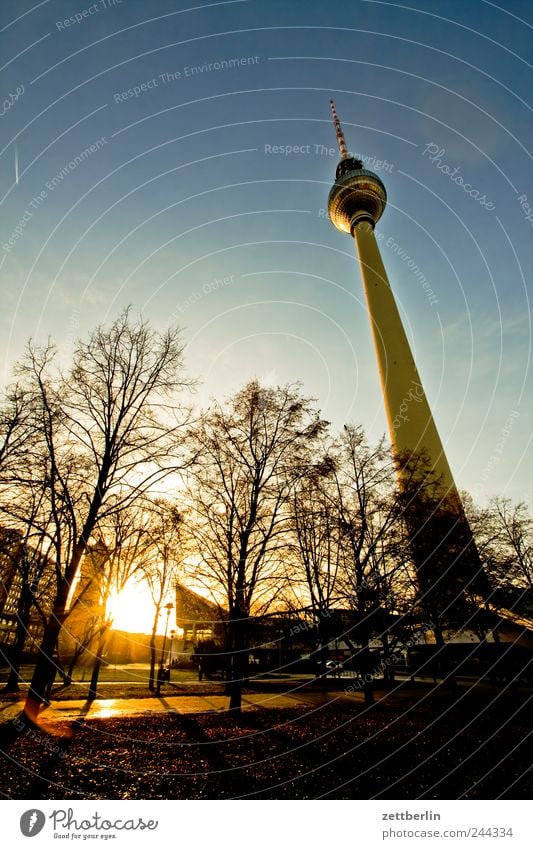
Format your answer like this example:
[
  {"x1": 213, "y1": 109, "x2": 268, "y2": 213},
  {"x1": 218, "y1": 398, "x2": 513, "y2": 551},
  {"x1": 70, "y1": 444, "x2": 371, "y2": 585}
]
[
  {"x1": 464, "y1": 494, "x2": 532, "y2": 639},
  {"x1": 84, "y1": 504, "x2": 153, "y2": 699},
  {"x1": 0, "y1": 310, "x2": 190, "y2": 721},
  {"x1": 490, "y1": 498, "x2": 532, "y2": 589},
  {"x1": 142, "y1": 500, "x2": 183, "y2": 691},
  {"x1": 186, "y1": 381, "x2": 326, "y2": 712},
  {"x1": 289, "y1": 455, "x2": 344, "y2": 686},
  {"x1": 330, "y1": 426, "x2": 403, "y2": 703}
]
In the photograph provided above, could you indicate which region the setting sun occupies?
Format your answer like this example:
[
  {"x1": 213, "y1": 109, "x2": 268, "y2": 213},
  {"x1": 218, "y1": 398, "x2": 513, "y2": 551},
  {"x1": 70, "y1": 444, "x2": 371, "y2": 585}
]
[{"x1": 106, "y1": 581, "x2": 172, "y2": 636}]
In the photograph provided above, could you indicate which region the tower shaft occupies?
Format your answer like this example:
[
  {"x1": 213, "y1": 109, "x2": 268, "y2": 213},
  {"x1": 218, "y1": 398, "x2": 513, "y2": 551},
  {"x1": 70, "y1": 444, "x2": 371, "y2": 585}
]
[
  {"x1": 327, "y1": 101, "x2": 490, "y2": 617},
  {"x1": 353, "y1": 221, "x2": 458, "y2": 504}
]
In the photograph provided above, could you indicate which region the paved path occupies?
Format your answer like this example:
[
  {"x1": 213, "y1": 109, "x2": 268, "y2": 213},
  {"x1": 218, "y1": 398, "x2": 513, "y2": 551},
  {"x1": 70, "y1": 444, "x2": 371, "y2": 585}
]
[{"x1": 0, "y1": 689, "x2": 366, "y2": 724}]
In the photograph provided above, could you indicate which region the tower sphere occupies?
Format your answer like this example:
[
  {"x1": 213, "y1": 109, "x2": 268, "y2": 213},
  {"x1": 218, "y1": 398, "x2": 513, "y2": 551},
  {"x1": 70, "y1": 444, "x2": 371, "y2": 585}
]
[{"x1": 327, "y1": 157, "x2": 387, "y2": 234}]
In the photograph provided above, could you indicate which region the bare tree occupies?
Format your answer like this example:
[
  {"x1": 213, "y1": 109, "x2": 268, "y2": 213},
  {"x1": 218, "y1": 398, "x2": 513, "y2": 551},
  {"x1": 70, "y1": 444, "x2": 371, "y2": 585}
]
[
  {"x1": 490, "y1": 498, "x2": 532, "y2": 590},
  {"x1": 0, "y1": 384, "x2": 36, "y2": 475},
  {"x1": 328, "y1": 426, "x2": 403, "y2": 704},
  {"x1": 0, "y1": 376, "x2": 78, "y2": 693},
  {"x1": 81, "y1": 504, "x2": 154, "y2": 699},
  {"x1": 142, "y1": 500, "x2": 183, "y2": 691},
  {"x1": 0, "y1": 309, "x2": 190, "y2": 720},
  {"x1": 464, "y1": 494, "x2": 532, "y2": 639},
  {"x1": 289, "y1": 457, "x2": 344, "y2": 685},
  {"x1": 60, "y1": 607, "x2": 101, "y2": 687},
  {"x1": 186, "y1": 381, "x2": 326, "y2": 712},
  {"x1": 0, "y1": 386, "x2": 55, "y2": 690}
]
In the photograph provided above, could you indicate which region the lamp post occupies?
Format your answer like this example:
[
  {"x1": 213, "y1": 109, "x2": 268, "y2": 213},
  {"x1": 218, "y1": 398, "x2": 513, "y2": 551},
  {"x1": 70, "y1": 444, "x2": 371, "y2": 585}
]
[
  {"x1": 156, "y1": 602, "x2": 173, "y2": 695},
  {"x1": 169, "y1": 630, "x2": 176, "y2": 668}
]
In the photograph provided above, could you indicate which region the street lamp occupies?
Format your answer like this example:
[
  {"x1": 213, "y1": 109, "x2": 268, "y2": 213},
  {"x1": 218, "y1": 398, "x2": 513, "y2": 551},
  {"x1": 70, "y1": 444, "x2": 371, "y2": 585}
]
[
  {"x1": 156, "y1": 602, "x2": 173, "y2": 695},
  {"x1": 169, "y1": 630, "x2": 176, "y2": 668}
]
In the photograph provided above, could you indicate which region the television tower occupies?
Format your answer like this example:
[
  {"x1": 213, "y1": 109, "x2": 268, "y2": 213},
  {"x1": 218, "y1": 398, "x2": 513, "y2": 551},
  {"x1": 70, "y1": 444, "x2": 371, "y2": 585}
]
[{"x1": 327, "y1": 100, "x2": 488, "y2": 618}]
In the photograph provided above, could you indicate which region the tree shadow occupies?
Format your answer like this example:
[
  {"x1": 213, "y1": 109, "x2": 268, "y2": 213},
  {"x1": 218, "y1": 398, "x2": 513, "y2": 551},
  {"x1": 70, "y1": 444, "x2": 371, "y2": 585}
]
[
  {"x1": 18, "y1": 690, "x2": 121, "y2": 798},
  {"x1": 0, "y1": 711, "x2": 25, "y2": 749},
  {"x1": 155, "y1": 695, "x2": 178, "y2": 713},
  {"x1": 0, "y1": 704, "x2": 85, "y2": 799}
]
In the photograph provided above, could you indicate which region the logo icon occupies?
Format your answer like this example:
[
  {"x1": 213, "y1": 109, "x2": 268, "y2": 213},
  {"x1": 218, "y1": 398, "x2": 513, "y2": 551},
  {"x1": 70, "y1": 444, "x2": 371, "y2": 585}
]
[{"x1": 20, "y1": 810, "x2": 46, "y2": 837}]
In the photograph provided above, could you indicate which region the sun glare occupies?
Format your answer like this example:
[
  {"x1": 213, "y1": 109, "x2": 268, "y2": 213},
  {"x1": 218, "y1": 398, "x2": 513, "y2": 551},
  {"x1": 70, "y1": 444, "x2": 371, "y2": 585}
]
[{"x1": 106, "y1": 581, "x2": 162, "y2": 635}]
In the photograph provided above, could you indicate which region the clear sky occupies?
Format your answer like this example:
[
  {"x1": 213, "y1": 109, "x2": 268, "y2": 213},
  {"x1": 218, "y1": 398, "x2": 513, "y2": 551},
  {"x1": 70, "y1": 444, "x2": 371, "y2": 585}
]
[{"x1": 1, "y1": 0, "x2": 531, "y2": 508}]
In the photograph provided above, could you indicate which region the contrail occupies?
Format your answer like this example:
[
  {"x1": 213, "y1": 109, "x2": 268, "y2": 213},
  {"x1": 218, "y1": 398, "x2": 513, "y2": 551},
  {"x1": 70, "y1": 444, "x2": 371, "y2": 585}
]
[{"x1": 15, "y1": 144, "x2": 18, "y2": 184}]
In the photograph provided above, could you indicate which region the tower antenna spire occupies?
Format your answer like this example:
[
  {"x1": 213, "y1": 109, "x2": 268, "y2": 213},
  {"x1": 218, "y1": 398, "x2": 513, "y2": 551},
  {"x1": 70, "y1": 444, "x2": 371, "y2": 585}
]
[{"x1": 330, "y1": 99, "x2": 349, "y2": 159}]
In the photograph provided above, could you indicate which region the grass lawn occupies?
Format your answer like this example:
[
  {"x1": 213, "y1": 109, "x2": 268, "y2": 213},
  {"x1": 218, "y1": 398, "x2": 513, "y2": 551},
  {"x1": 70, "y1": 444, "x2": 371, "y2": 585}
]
[{"x1": 0, "y1": 663, "x2": 198, "y2": 685}]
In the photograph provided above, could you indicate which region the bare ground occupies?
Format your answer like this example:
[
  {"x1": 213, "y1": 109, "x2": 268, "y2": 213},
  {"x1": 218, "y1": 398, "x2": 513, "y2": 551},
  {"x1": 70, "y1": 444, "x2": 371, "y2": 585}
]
[{"x1": 0, "y1": 687, "x2": 530, "y2": 800}]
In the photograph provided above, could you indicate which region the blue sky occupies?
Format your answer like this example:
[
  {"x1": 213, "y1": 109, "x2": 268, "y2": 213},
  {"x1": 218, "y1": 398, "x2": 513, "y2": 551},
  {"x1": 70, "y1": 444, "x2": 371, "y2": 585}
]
[{"x1": 0, "y1": 0, "x2": 531, "y2": 506}]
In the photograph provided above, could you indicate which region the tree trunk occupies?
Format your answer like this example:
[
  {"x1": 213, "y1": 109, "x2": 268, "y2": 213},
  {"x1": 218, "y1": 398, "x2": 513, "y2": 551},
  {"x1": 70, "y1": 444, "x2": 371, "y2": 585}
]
[
  {"x1": 65, "y1": 651, "x2": 80, "y2": 685},
  {"x1": 317, "y1": 615, "x2": 329, "y2": 692},
  {"x1": 359, "y1": 638, "x2": 375, "y2": 706},
  {"x1": 23, "y1": 577, "x2": 72, "y2": 722},
  {"x1": 432, "y1": 619, "x2": 445, "y2": 648},
  {"x1": 430, "y1": 620, "x2": 456, "y2": 685},
  {"x1": 223, "y1": 626, "x2": 233, "y2": 693},
  {"x1": 148, "y1": 623, "x2": 157, "y2": 691},
  {"x1": 88, "y1": 627, "x2": 108, "y2": 700},
  {"x1": 23, "y1": 615, "x2": 63, "y2": 723},
  {"x1": 3, "y1": 585, "x2": 32, "y2": 692},
  {"x1": 228, "y1": 610, "x2": 248, "y2": 713},
  {"x1": 356, "y1": 588, "x2": 375, "y2": 706},
  {"x1": 380, "y1": 633, "x2": 395, "y2": 684},
  {"x1": 23, "y1": 469, "x2": 111, "y2": 718},
  {"x1": 88, "y1": 657, "x2": 102, "y2": 700}
]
